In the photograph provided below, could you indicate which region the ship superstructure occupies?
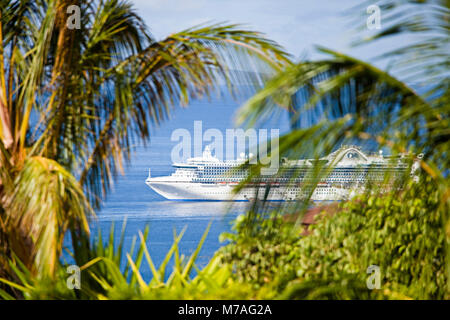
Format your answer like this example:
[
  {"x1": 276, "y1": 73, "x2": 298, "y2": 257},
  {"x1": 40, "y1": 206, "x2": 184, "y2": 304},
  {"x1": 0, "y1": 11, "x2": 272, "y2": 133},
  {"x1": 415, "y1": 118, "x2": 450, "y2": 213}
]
[{"x1": 145, "y1": 145, "x2": 420, "y2": 201}]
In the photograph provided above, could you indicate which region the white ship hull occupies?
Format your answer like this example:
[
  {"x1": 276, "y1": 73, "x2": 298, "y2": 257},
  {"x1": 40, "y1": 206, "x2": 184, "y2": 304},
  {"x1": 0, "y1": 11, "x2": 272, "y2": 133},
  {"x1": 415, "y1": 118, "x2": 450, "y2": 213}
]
[{"x1": 146, "y1": 179, "x2": 352, "y2": 201}]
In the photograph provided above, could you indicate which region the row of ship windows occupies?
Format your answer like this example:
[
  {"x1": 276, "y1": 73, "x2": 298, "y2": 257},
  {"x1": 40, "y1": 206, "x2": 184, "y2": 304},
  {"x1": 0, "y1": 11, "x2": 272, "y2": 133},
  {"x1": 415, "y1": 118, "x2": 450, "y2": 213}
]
[
  {"x1": 195, "y1": 177, "x2": 389, "y2": 181},
  {"x1": 201, "y1": 168, "x2": 404, "y2": 172},
  {"x1": 197, "y1": 171, "x2": 401, "y2": 175},
  {"x1": 195, "y1": 174, "x2": 399, "y2": 180}
]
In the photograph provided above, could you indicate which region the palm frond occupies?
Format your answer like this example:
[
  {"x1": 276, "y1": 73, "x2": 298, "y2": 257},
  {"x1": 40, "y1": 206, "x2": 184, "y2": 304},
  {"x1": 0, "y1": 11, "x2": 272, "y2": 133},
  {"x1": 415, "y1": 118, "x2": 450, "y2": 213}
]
[
  {"x1": 3, "y1": 156, "x2": 93, "y2": 278},
  {"x1": 350, "y1": 0, "x2": 449, "y2": 84},
  {"x1": 238, "y1": 47, "x2": 447, "y2": 164}
]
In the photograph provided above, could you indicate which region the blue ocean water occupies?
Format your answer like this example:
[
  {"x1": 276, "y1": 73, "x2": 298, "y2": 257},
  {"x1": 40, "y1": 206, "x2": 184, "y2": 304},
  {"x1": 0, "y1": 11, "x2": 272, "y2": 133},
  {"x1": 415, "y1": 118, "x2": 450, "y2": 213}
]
[{"x1": 85, "y1": 92, "x2": 291, "y2": 281}]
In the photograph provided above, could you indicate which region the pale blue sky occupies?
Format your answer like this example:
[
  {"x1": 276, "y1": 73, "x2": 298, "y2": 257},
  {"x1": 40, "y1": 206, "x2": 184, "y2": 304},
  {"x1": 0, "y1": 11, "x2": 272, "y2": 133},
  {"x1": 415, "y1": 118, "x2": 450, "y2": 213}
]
[{"x1": 131, "y1": 0, "x2": 412, "y2": 66}]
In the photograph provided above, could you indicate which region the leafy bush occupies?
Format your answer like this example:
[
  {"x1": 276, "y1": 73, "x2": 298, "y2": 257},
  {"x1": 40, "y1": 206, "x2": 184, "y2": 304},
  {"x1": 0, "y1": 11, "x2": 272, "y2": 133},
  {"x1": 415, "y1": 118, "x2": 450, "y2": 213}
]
[
  {"x1": 219, "y1": 177, "x2": 449, "y2": 299},
  {"x1": 219, "y1": 212, "x2": 301, "y2": 291},
  {"x1": 0, "y1": 222, "x2": 259, "y2": 300}
]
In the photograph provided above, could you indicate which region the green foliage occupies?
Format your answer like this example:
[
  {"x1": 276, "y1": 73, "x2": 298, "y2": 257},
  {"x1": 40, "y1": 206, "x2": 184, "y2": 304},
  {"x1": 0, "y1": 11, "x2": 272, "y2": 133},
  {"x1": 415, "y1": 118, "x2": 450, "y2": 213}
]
[
  {"x1": 1, "y1": 176, "x2": 448, "y2": 300},
  {"x1": 0, "y1": 221, "x2": 259, "y2": 300},
  {"x1": 219, "y1": 178, "x2": 449, "y2": 299},
  {"x1": 1, "y1": 156, "x2": 92, "y2": 279},
  {"x1": 288, "y1": 179, "x2": 448, "y2": 299},
  {"x1": 219, "y1": 212, "x2": 301, "y2": 290}
]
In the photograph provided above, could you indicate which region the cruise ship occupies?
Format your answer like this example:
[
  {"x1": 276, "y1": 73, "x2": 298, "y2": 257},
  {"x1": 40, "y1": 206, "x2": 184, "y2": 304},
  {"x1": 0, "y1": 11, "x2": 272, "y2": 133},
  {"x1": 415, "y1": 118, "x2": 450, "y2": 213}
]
[{"x1": 145, "y1": 145, "x2": 420, "y2": 201}]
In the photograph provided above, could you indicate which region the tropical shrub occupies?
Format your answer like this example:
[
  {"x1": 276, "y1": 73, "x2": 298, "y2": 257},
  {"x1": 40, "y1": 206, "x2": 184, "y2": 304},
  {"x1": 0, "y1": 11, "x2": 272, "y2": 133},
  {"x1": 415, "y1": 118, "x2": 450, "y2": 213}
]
[
  {"x1": 0, "y1": 222, "x2": 264, "y2": 300},
  {"x1": 219, "y1": 212, "x2": 302, "y2": 290},
  {"x1": 219, "y1": 177, "x2": 449, "y2": 299}
]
